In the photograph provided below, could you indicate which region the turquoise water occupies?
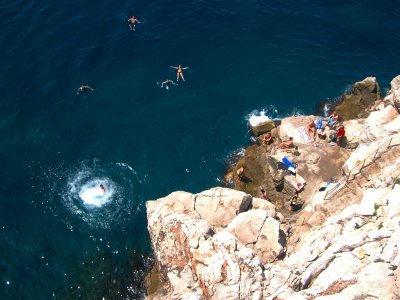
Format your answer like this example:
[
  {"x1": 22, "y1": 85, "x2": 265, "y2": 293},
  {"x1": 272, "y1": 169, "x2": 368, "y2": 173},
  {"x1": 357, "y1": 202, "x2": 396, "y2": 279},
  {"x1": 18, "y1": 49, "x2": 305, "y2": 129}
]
[{"x1": 1, "y1": 0, "x2": 399, "y2": 298}]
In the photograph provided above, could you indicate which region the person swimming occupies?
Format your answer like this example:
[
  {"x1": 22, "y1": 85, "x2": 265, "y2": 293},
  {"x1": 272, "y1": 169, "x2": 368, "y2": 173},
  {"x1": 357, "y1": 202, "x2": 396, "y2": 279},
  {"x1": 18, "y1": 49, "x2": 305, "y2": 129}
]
[
  {"x1": 160, "y1": 79, "x2": 178, "y2": 90},
  {"x1": 170, "y1": 65, "x2": 190, "y2": 81},
  {"x1": 99, "y1": 184, "x2": 106, "y2": 193},
  {"x1": 128, "y1": 16, "x2": 140, "y2": 31},
  {"x1": 77, "y1": 85, "x2": 94, "y2": 95}
]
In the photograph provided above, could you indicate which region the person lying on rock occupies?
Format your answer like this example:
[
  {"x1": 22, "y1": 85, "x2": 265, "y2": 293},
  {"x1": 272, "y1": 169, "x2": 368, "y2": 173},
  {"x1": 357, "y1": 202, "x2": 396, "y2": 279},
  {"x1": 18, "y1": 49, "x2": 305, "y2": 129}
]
[
  {"x1": 284, "y1": 146, "x2": 300, "y2": 156},
  {"x1": 262, "y1": 132, "x2": 273, "y2": 145},
  {"x1": 278, "y1": 137, "x2": 295, "y2": 150}
]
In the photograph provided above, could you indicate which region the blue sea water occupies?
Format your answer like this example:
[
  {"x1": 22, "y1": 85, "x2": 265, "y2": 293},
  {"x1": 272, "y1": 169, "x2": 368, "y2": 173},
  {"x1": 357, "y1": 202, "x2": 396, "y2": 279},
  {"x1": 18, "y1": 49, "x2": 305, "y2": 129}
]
[{"x1": 1, "y1": 0, "x2": 399, "y2": 298}]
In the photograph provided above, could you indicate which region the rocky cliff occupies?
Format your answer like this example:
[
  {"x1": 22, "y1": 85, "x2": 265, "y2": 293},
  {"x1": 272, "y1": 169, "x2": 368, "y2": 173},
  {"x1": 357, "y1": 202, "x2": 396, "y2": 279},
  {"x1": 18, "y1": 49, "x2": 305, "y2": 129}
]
[{"x1": 145, "y1": 76, "x2": 400, "y2": 299}]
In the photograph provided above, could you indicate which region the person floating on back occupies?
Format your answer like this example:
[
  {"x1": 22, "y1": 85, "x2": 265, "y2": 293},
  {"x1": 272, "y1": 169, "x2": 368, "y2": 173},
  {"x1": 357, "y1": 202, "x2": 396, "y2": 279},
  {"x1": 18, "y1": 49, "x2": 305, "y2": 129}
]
[
  {"x1": 77, "y1": 85, "x2": 94, "y2": 95},
  {"x1": 160, "y1": 79, "x2": 178, "y2": 90},
  {"x1": 170, "y1": 65, "x2": 190, "y2": 81},
  {"x1": 128, "y1": 16, "x2": 140, "y2": 31}
]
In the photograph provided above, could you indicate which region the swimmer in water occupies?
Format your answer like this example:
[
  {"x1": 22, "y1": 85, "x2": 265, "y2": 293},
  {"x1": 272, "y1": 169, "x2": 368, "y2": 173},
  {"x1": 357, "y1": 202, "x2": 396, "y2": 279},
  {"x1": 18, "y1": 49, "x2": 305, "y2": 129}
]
[
  {"x1": 170, "y1": 65, "x2": 190, "y2": 82},
  {"x1": 128, "y1": 16, "x2": 140, "y2": 31},
  {"x1": 160, "y1": 79, "x2": 177, "y2": 90},
  {"x1": 99, "y1": 184, "x2": 106, "y2": 193},
  {"x1": 77, "y1": 85, "x2": 94, "y2": 95}
]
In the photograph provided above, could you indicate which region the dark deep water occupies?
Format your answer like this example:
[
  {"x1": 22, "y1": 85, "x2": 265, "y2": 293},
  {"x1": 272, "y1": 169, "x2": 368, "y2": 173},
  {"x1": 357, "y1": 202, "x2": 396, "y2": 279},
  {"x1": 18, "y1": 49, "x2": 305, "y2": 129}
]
[{"x1": 1, "y1": 0, "x2": 399, "y2": 298}]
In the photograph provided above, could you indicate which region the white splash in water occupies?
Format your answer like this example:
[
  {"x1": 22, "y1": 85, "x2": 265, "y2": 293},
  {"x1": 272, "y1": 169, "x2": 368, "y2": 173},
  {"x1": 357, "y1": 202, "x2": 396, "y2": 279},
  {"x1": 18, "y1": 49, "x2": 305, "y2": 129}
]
[
  {"x1": 79, "y1": 180, "x2": 113, "y2": 207},
  {"x1": 248, "y1": 110, "x2": 270, "y2": 127},
  {"x1": 69, "y1": 172, "x2": 114, "y2": 208}
]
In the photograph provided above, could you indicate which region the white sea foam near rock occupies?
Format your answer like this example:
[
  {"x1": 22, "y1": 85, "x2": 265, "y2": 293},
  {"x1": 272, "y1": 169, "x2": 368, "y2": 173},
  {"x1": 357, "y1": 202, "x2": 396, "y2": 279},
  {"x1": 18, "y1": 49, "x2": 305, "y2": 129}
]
[{"x1": 248, "y1": 110, "x2": 271, "y2": 126}]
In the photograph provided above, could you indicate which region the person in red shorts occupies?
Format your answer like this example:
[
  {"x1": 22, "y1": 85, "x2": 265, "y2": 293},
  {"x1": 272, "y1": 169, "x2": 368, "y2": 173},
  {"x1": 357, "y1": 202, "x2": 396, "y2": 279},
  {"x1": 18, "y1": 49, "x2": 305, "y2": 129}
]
[{"x1": 337, "y1": 125, "x2": 345, "y2": 146}]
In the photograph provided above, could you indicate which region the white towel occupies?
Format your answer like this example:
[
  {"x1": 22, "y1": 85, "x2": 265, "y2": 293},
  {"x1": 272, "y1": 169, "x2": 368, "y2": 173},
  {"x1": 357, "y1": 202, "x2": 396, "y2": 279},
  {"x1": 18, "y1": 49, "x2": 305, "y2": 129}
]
[{"x1": 297, "y1": 126, "x2": 312, "y2": 144}]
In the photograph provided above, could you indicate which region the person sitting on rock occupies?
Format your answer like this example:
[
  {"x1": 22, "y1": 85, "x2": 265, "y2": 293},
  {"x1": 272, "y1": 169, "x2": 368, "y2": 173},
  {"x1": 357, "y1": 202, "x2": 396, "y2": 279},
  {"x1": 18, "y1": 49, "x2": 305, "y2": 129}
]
[
  {"x1": 278, "y1": 137, "x2": 295, "y2": 150},
  {"x1": 328, "y1": 127, "x2": 338, "y2": 145},
  {"x1": 260, "y1": 188, "x2": 268, "y2": 200},
  {"x1": 290, "y1": 191, "x2": 301, "y2": 211},
  {"x1": 315, "y1": 119, "x2": 324, "y2": 130},
  {"x1": 284, "y1": 145, "x2": 300, "y2": 156},
  {"x1": 307, "y1": 120, "x2": 316, "y2": 140},
  {"x1": 337, "y1": 125, "x2": 345, "y2": 146},
  {"x1": 262, "y1": 132, "x2": 273, "y2": 145},
  {"x1": 329, "y1": 111, "x2": 339, "y2": 123},
  {"x1": 327, "y1": 111, "x2": 339, "y2": 128},
  {"x1": 236, "y1": 166, "x2": 244, "y2": 180},
  {"x1": 315, "y1": 126, "x2": 327, "y2": 143}
]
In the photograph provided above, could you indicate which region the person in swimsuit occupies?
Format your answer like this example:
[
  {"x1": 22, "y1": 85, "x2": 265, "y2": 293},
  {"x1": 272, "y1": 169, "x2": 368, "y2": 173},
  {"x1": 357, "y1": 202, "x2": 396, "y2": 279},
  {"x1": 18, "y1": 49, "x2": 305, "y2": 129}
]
[
  {"x1": 77, "y1": 85, "x2": 94, "y2": 95},
  {"x1": 236, "y1": 166, "x2": 244, "y2": 180},
  {"x1": 128, "y1": 16, "x2": 140, "y2": 31},
  {"x1": 307, "y1": 120, "x2": 316, "y2": 141},
  {"x1": 260, "y1": 188, "x2": 268, "y2": 200},
  {"x1": 170, "y1": 65, "x2": 189, "y2": 81},
  {"x1": 277, "y1": 137, "x2": 295, "y2": 149},
  {"x1": 160, "y1": 79, "x2": 177, "y2": 90},
  {"x1": 290, "y1": 191, "x2": 301, "y2": 211},
  {"x1": 99, "y1": 184, "x2": 106, "y2": 193},
  {"x1": 262, "y1": 132, "x2": 273, "y2": 145}
]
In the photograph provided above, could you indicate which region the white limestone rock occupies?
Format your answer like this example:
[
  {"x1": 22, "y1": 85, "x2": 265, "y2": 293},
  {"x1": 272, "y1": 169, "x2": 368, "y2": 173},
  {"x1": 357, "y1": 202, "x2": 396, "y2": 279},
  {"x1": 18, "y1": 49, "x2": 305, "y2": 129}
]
[
  {"x1": 195, "y1": 187, "x2": 251, "y2": 229},
  {"x1": 342, "y1": 119, "x2": 364, "y2": 148},
  {"x1": 387, "y1": 184, "x2": 400, "y2": 217},
  {"x1": 355, "y1": 188, "x2": 391, "y2": 216},
  {"x1": 384, "y1": 74, "x2": 400, "y2": 110},
  {"x1": 227, "y1": 210, "x2": 268, "y2": 245},
  {"x1": 278, "y1": 116, "x2": 316, "y2": 144}
]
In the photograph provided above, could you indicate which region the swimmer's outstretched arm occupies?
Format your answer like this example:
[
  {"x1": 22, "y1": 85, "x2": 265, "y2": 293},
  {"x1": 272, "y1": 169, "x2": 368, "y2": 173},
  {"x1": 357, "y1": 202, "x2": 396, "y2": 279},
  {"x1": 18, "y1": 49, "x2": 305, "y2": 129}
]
[
  {"x1": 170, "y1": 66, "x2": 178, "y2": 69},
  {"x1": 181, "y1": 66, "x2": 190, "y2": 70}
]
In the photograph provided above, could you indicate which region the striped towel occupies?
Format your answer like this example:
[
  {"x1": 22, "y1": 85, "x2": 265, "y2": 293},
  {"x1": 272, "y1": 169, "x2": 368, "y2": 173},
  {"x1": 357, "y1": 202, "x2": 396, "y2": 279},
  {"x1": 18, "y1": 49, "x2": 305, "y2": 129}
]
[{"x1": 297, "y1": 126, "x2": 312, "y2": 144}]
